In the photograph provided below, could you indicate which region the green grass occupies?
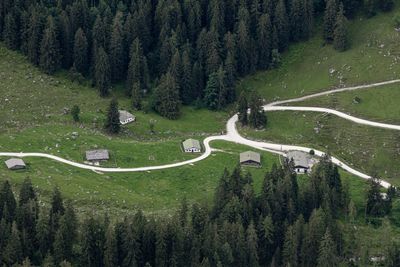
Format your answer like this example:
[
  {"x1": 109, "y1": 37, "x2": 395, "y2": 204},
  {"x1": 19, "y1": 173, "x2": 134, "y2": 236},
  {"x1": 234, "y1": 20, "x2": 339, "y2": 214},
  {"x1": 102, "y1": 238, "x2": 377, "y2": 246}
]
[
  {"x1": 0, "y1": 140, "x2": 280, "y2": 216},
  {"x1": 289, "y1": 83, "x2": 400, "y2": 124},
  {"x1": 240, "y1": 112, "x2": 400, "y2": 185},
  {"x1": 240, "y1": 5, "x2": 400, "y2": 102}
]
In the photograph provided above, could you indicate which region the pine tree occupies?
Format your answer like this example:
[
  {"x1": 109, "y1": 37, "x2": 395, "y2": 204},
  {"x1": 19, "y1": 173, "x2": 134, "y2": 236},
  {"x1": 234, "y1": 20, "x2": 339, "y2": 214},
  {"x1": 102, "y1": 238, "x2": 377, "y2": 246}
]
[
  {"x1": 59, "y1": 11, "x2": 73, "y2": 69},
  {"x1": 0, "y1": 180, "x2": 16, "y2": 222},
  {"x1": 236, "y1": 20, "x2": 251, "y2": 75},
  {"x1": 104, "y1": 98, "x2": 121, "y2": 134},
  {"x1": 181, "y1": 47, "x2": 194, "y2": 104},
  {"x1": 40, "y1": 16, "x2": 61, "y2": 74},
  {"x1": 104, "y1": 225, "x2": 118, "y2": 267},
  {"x1": 131, "y1": 82, "x2": 142, "y2": 110},
  {"x1": 333, "y1": 4, "x2": 349, "y2": 52},
  {"x1": 238, "y1": 91, "x2": 248, "y2": 125},
  {"x1": 4, "y1": 11, "x2": 19, "y2": 50},
  {"x1": 257, "y1": 13, "x2": 272, "y2": 69},
  {"x1": 27, "y1": 8, "x2": 45, "y2": 66},
  {"x1": 365, "y1": 177, "x2": 386, "y2": 217},
  {"x1": 153, "y1": 72, "x2": 181, "y2": 120},
  {"x1": 81, "y1": 217, "x2": 106, "y2": 267},
  {"x1": 274, "y1": 0, "x2": 290, "y2": 51},
  {"x1": 127, "y1": 38, "x2": 149, "y2": 95},
  {"x1": 53, "y1": 215, "x2": 69, "y2": 264},
  {"x1": 36, "y1": 209, "x2": 51, "y2": 261},
  {"x1": 95, "y1": 47, "x2": 111, "y2": 97},
  {"x1": 317, "y1": 229, "x2": 338, "y2": 267},
  {"x1": 246, "y1": 222, "x2": 259, "y2": 267},
  {"x1": 110, "y1": 12, "x2": 126, "y2": 82},
  {"x1": 73, "y1": 28, "x2": 88, "y2": 75},
  {"x1": 323, "y1": 0, "x2": 338, "y2": 43},
  {"x1": 248, "y1": 92, "x2": 267, "y2": 129},
  {"x1": 3, "y1": 222, "x2": 23, "y2": 266}
]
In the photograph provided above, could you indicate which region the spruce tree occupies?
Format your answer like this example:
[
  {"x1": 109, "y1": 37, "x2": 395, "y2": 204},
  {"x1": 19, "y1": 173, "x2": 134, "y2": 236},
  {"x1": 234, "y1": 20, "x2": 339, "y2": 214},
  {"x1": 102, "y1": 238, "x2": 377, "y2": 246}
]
[
  {"x1": 95, "y1": 47, "x2": 111, "y2": 97},
  {"x1": 333, "y1": 4, "x2": 349, "y2": 52},
  {"x1": 4, "y1": 11, "x2": 19, "y2": 50},
  {"x1": 323, "y1": 0, "x2": 338, "y2": 43},
  {"x1": 274, "y1": 0, "x2": 290, "y2": 51},
  {"x1": 257, "y1": 13, "x2": 273, "y2": 69},
  {"x1": 181, "y1": 47, "x2": 194, "y2": 104},
  {"x1": 36, "y1": 209, "x2": 51, "y2": 261},
  {"x1": 3, "y1": 222, "x2": 23, "y2": 266},
  {"x1": 317, "y1": 229, "x2": 338, "y2": 267},
  {"x1": 110, "y1": 12, "x2": 126, "y2": 82},
  {"x1": 248, "y1": 92, "x2": 267, "y2": 129},
  {"x1": 27, "y1": 8, "x2": 45, "y2": 66},
  {"x1": 104, "y1": 225, "x2": 118, "y2": 267},
  {"x1": 246, "y1": 222, "x2": 259, "y2": 267},
  {"x1": 127, "y1": 38, "x2": 149, "y2": 95},
  {"x1": 104, "y1": 98, "x2": 121, "y2": 134},
  {"x1": 59, "y1": 11, "x2": 73, "y2": 69},
  {"x1": 153, "y1": 72, "x2": 181, "y2": 120},
  {"x1": 236, "y1": 20, "x2": 251, "y2": 75},
  {"x1": 131, "y1": 82, "x2": 142, "y2": 110},
  {"x1": 40, "y1": 16, "x2": 61, "y2": 74},
  {"x1": 0, "y1": 180, "x2": 16, "y2": 222},
  {"x1": 237, "y1": 91, "x2": 248, "y2": 125},
  {"x1": 80, "y1": 217, "x2": 105, "y2": 267},
  {"x1": 73, "y1": 28, "x2": 88, "y2": 75}
]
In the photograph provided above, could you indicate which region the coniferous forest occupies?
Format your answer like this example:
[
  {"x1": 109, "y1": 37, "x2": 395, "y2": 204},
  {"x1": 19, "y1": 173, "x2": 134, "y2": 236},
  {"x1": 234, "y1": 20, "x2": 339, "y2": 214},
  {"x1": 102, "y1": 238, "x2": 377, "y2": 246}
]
[
  {"x1": 0, "y1": 158, "x2": 398, "y2": 267},
  {"x1": 0, "y1": 0, "x2": 394, "y2": 118}
]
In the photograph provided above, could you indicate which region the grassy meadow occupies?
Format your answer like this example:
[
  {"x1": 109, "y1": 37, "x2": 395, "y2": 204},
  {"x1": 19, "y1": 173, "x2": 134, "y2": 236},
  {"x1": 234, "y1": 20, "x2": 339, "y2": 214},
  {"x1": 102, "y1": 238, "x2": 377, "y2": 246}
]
[
  {"x1": 240, "y1": 112, "x2": 400, "y2": 185},
  {"x1": 290, "y1": 83, "x2": 400, "y2": 124},
  {"x1": 239, "y1": 6, "x2": 400, "y2": 102}
]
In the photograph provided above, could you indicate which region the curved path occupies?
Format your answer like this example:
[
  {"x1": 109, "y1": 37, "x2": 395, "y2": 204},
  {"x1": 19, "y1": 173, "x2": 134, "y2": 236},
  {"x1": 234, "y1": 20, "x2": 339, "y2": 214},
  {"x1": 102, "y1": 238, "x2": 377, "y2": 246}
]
[{"x1": 1, "y1": 79, "x2": 400, "y2": 188}]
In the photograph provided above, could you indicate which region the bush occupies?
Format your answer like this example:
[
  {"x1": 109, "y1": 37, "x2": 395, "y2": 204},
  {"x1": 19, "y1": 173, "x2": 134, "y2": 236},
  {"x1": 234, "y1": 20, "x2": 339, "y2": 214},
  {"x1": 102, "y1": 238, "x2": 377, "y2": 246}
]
[
  {"x1": 309, "y1": 150, "x2": 315, "y2": 155},
  {"x1": 71, "y1": 105, "x2": 80, "y2": 122}
]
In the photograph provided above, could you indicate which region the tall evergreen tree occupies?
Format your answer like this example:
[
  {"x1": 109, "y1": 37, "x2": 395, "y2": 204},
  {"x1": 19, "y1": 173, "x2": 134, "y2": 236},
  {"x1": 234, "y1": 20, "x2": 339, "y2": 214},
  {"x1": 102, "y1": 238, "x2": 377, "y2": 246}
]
[
  {"x1": 4, "y1": 11, "x2": 19, "y2": 50},
  {"x1": 257, "y1": 13, "x2": 273, "y2": 69},
  {"x1": 333, "y1": 4, "x2": 349, "y2": 52},
  {"x1": 127, "y1": 38, "x2": 149, "y2": 95},
  {"x1": 104, "y1": 98, "x2": 121, "y2": 134},
  {"x1": 73, "y1": 28, "x2": 88, "y2": 75},
  {"x1": 131, "y1": 82, "x2": 142, "y2": 110},
  {"x1": 40, "y1": 16, "x2": 61, "y2": 74},
  {"x1": 109, "y1": 12, "x2": 126, "y2": 82},
  {"x1": 95, "y1": 47, "x2": 111, "y2": 97},
  {"x1": 274, "y1": 0, "x2": 290, "y2": 51},
  {"x1": 323, "y1": 0, "x2": 338, "y2": 43},
  {"x1": 317, "y1": 229, "x2": 338, "y2": 267},
  {"x1": 3, "y1": 222, "x2": 23, "y2": 266},
  {"x1": 27, "y1": 7, "x2": 45, "y2": 66},
  {"x1": 248, "y1": 92, "x2": 267, "y2": 129},
  {"x1": 153, "y1": 72, "x2": 181, "y2": 120},
  {"x1": 237, "y1": 91, "x2": 248, "y2": 126},
  {"x1": 0, "y1": 180, "x2": 16, "y2": 223}
]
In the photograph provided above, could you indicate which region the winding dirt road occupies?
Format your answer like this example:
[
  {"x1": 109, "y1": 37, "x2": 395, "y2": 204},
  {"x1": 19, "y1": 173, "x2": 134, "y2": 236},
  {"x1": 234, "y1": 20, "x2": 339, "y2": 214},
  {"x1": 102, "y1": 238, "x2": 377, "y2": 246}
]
[{"x1": 1, "y1": 79, "x2": 400, "y2": 188}]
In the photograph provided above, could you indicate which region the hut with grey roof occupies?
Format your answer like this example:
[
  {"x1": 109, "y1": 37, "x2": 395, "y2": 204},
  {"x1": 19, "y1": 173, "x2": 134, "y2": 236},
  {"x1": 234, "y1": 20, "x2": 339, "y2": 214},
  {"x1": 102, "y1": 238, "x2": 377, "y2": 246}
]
[
  {"x1": 182, "y1": 139, "x2": 202, "y2": 153},
  {"x1": 119, "y1": 110, "x2": 136, "y2": 125},
  {"x1": 286, "y1": 151, "x2": 315, "y2": 174},
  {"x1": 5, "y1": 158, "x2": 26, "y2": 170},
  {"x1": 240, "y1": 151, "x2": 261, "y2": 167},
  {"x1": 85, "y1": 149, "x2": 110, "y2": 163}
]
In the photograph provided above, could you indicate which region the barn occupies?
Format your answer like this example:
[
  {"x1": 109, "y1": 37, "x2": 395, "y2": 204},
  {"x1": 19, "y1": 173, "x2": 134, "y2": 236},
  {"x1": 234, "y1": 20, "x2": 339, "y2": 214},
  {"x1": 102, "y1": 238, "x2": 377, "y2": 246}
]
[
  {"x1": 5, "y1": 158, "x2": 26, "y2": 170},
  {"x1": 240, "y1": 151, "x2": 261, "y2": 167},
  {"x1": 85, "y1": 149, "x2": 110, "y2": 163}
]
